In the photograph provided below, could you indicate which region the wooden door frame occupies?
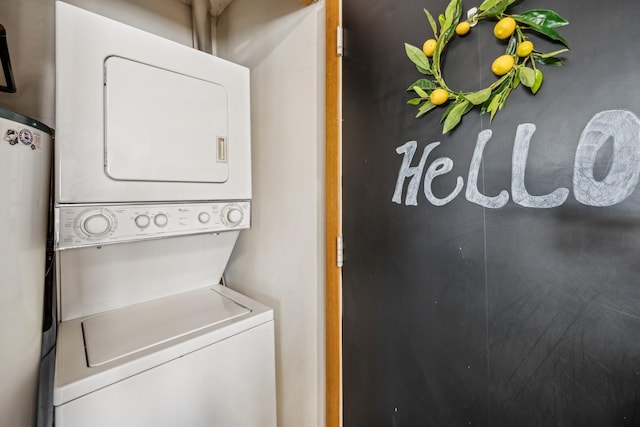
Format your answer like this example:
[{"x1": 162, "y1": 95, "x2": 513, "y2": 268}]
[{"x1": 325, "y1": 0, "x2": 342, "y2": 425}]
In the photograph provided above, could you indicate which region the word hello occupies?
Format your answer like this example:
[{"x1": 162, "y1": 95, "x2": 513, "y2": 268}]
[{"x1": 392, "y1": 110, "x2": 640, "y2": 209}]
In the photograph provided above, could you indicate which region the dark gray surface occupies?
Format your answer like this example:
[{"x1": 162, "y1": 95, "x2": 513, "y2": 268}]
[{"x1": 342, "y1": 0, "x2": 640, "y2": 425}]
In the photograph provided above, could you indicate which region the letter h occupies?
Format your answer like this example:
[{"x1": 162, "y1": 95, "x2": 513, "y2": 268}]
[{"x1": 392, "y1": 141, "x2": 431, "y2": 206}]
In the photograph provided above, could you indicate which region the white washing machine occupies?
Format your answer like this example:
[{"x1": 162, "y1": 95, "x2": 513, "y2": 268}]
[
  {"x1": 53, "y1": 3, "x2": 276, "y2": 426},
  {"x1": 54, "y1": 279, "x2": 276, "y2": 427}
]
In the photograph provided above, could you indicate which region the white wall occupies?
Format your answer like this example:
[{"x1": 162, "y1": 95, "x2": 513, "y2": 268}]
[
  {"x1": 0, "y1": 0, "x2": 193, "y2": 128},
  {"x1": 217, "y1": 2, "x2": 326, "y2": 427}
]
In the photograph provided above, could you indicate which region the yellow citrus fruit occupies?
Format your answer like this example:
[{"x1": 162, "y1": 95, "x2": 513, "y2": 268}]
[
  {"x1": 430, "y1": 88, "x2": 449, "y2": 105},
  {"x1": 455, "y1": 21, "x2": 471, "y2": 36},
  {"x1": 516, "y1": 40, "x2": 534, "y2": 57},
  {"x1": 422, "y1": 39, "x2": 437, "y2": 57},
  {"x1": 493, "y1": 17, "x2": 516, "y2": 40},
  {"x1": 491, "y1": 54, "x2": 515, "y2": 76}
]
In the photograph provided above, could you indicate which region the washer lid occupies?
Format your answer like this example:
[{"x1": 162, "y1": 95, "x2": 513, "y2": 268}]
[{"x1": 82, "y1": 288, "x2": 250, "y2": 367}]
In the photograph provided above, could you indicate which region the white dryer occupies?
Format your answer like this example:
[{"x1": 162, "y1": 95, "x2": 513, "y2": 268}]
[
  {"x1": 55, "y1": 1, "x2": 251, "y2": 205},
  {"x1": 53, "y1": 3, "x2": 276, "y2": 426}
]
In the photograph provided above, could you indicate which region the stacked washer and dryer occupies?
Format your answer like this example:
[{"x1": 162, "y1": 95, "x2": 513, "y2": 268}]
[{"x1": 52, "y1": 3, "x2": 276, "y2": 426}]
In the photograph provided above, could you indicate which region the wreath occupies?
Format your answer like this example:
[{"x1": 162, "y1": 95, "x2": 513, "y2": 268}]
[{"x1": 405, "y1": 0, "x2": 569, "y2": 133}]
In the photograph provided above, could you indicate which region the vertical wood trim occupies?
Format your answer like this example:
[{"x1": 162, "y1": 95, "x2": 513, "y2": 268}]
[{"x1": 325, "y1": 0, "x2": 342, "y2": 426}]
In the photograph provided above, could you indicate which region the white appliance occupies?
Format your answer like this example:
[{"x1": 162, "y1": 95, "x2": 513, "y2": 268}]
[
  {"x1": 55, "y1": 3, "x2": 250, "y2": 204},
  {"x1": 0, "y1": 109, "x2": 52, "y2": 427},
  {"x1": 53, "y1": 3, "x2": 276, "y2": 426}
]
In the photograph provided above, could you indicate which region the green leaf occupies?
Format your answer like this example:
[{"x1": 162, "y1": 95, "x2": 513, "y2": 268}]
[
  {"x1": 405, "y1": 43, "x2": 431, "y2": 72},
  {"x1": 407, "y1": 98, "x2": 422, "y2": 105},
  {"x1": 512, "y1": 15, "x2": 569, "y2": 47},
  {"x1": 481, "y1": 77, "x2": 510, "y2": 114},
  {"x1": 480, "y1": 80, "x2": 504, "y2": 114},
  {"x1": 416, "y1": 101, "x2": 437, "y2": 118},
  {"x1": 486, "y1": 94, "x2": 502, "y2": 121},
  {"x1": 517, "y1": 9, "x2": 569, "y2": 29},
  {"x1": 478, "y1": 0, "x2": 502, "y2": 12},
  {"x1": 533, "y1": 54, "x2": 564, "y2": 66},
  {"x1": 483, "y1": 76, "x2": 513, "y2": 121},
  {"x1": 464, "y1": 87, "x2": 492, "y2": 105},
  {"x1": 413, "y1": 86, "x2": 429, "y2": 98},
  {"x1": 424, "y1": 9, "x2": 439, "y2": 38},
  {"x1": 537, "y1": 48, "x2": 569, "y2": 58},
  {"x1": 416, "y1": 64, "x2": 433, "y2": 75},
  {"x1": 519, "y1": 66, "x2": 536, "y2": 88},
  {"x1": 506, "y1": 35, "x2": 517, "y2": 55},
  {"x1": 442, "y1": 0, "x2": 462, "y2": 35},
  {"x1": 440, "y1": 99, "x2": 457, "y2": 123},
  {"x1": 479, "y1": 0, "x2": 516, "y2": 16},
  {"x1": 432, "y1": 2, "x2": 460, "y2": 77},
  {"x1": 531, "y1": 69, "x2": 543, "y2": 94},
  {"x1": 442, "y1": 99, "x2": 471, "y2": 134},
  {"x1": 438, "y1": 14, "x2": 445, "y2": 28},
  {"x1": 511, "y1": 72, "x2": 521, "y2": 89},
  {"x1": 407, "y1": 79, "x2": 436, "y2": 92},
  {"x1": 498, "y1": 84, "x2": 512, "y2": 111},
  {"x1": 444, "y1": 0, "x2": 457, "y2": 22}
]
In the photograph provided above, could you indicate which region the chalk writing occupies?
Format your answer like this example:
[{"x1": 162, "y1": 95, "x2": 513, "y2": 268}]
[
  {"x1": 512, "y1": 124, "x2": 569, "y2": 208},
  {"x1": 466, "y1": 130, "x2": 509, "y2": 209},
  {"x1": 424, "y1": 145, "x2": 464, "y2": 206},
  {"x1": 573, "y1": 110, "x2": 640, "y2": 207},
  {"x1": 392, "y1": 110, "x2": 640, "y2": 208}
]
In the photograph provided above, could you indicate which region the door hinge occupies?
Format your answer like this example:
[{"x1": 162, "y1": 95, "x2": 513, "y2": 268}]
[
  {"x1": 336, "y1": 235, "x2": 344, "y2": 268},
  {"x1": 336, "y1": 26, "x2": 344, "y2": 57}
]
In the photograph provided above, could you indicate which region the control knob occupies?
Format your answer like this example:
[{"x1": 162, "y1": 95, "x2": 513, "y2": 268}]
[
  {"x1": 154, "y1": 214, "x2": 169, "y2": 227},
  {"x1": 135, "y1": 214, "x2": 150, "y2": 228},
  {"x1": 222, "y1": 205, "x2": 244, "y2": 226},
  {"x1": 198, "y1": 212, "x2": 211, "y2": 224},
  {"x1": 81, "y1": 213, "x2": 112, "y2": 237}
]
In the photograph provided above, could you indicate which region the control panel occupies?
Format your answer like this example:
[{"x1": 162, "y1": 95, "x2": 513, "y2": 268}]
[{"x1": 55, "y1": 201, "x2": 250, "y2": 250}]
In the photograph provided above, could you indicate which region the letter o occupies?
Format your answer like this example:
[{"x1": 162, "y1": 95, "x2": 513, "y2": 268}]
[{"x1": 574, "y1": 110, "x2": 640, "y2": 207}]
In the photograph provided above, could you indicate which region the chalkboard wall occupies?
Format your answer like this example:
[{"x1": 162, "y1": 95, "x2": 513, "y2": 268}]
[{"x1": 342, "y1": 0, "x2": 640, "y2": 425}]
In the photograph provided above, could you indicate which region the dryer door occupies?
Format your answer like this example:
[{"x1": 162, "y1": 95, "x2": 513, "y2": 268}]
[{"x1": 104, "y1": 57, "x2": 228, "y2": 184}]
